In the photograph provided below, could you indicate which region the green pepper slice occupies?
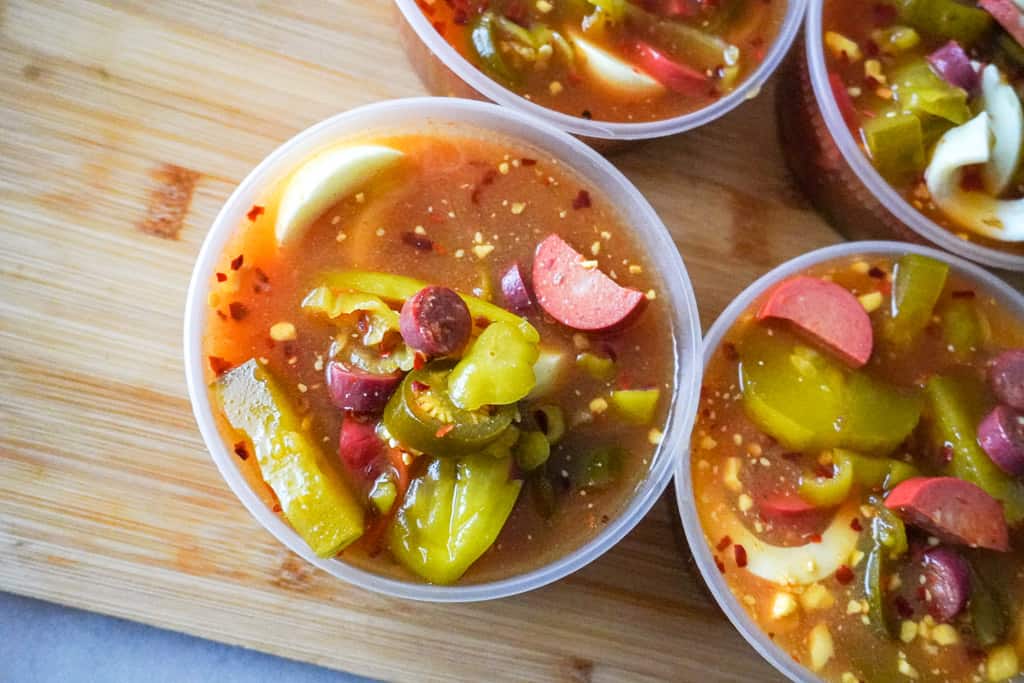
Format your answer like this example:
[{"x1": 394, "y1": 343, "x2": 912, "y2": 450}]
[
  {"x1": 576, "y1": 352, "x2": 616, "y2": 381},
  {"x1": 969, "y1": 565, "x2": 1009, "y2": 647},
  {"x1": 895, "y1": 0, "x2": 993, "y2": 45},
  {"x1": 884, "y1": 253, "x2": 950, "y2": 348},
  {"x1": 470, "y1": 12, "x2": 520, "y2": 86},
  {"x1": 321, "y1": 270, "x2": 539, "y2": 342},
  {"x1": 925, "y1": 374, "x2": 1024, "y2": 525},
  {"x1": 863, "y1": 506, "x2": 907, "y2": 639},
  {"x1": 863, "y1": 113, "x2": 926, "y2": 183},
  {"x1": 940, "y1": 298, "x2": 990, "y2": 358},
  {"x1": 514, "y1": 431, "x2": 551, "y2": 472},
  {"x1": 610, "y1": 388, "x2": 661, "y2": 426},
  {"x1": 214, "y1": 360, "x2": 365, "y2": 557},
  {"x1": 891, "y1": 59, "x2": 971, "y2": 125},
  {"x1": 383, "y1": 360, "x2": 515, "y2": 457},
  {"x1": 841, "y1": 373, "x2": 923, "y2": 455},
  {"x1": 840, "y1": 449, "x2": 920, "y2": 491},
  {"x1": 799, "y1": 453, "x2": 855, "y2": 507},
  {"x1": 571, "y1": 446, "x2": 625, "y2": 490},
  {"x1": 388, "y1": 453, "x2": 522, "y2": 584},
  {"x1": 448, "y1": 321, "x2": 539, "y2": 411}
]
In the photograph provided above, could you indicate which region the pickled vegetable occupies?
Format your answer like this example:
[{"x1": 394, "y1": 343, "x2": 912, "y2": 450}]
[
  {"x1": 576, "y1": 351, "x2": 616, "y2": 380},
  {"x1": 799, "y1": 454, "x2": 854, "y2": 507},
  {"x1": 214, "y1": 360, "x2": 365, "y2": 557},
  {"x1": 841, "y1": 373, "x2": 923, "y2": 455},
  {"x1": 514, "y1": 431, "x2": 551, "y2": 472},
  {"x1": 609, "y1": 388, "x2": 661, "y2": 425},
  {"x1": 863, "y1": 113, "x2": 926, "y2": 182},
  {"x1": 388, "y1": 454, "x2": 522, "y2": 584},
  {"x1": 571, "y1": 446, "x2": 625, "y2": 490},
  {"x1": 924, "y1": 375, "x2": 1024, "y2": 524},
  {"x1": 895, "y1": 0, "x2": 993, "y2": 45},
  {"x1": 891, "y1": 59, "x2": 972, "y2": 125},
  {"x1": 884, "y1": 254, "x2": 950, "y2": 348},
  {"x1": 470, "y1": 13, "x2": 519, "y2": 85},
  {"x1": 940, "y1": 298, "x2": 990, "y2": 357},
  {"x1": 448, "y1": 321, "x2": 539, "y2": 411},
  {"x1": 383, "y1": 360, "x2": 515, "y2": 457}
]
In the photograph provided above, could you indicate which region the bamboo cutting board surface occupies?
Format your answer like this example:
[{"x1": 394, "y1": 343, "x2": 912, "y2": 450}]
[{"x1": 5, "y1": 2, "x2": 1013, "y2": 682}]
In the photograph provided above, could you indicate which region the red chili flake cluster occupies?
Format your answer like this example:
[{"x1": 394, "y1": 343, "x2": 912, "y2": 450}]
[
  {"x1": 714, "y1": 555, "x2": 726, "y2": 574},
  {"x1": 835, "y1": 564, "x2": 855, "y2": 585},
  {"x1": 868, "y1": 266, "x2": 886, "y2": 279},
  {"x1": 722, "y1": 342, "x2": 739, "y2": 362},
  {"x1": 402, "y1": 231, "x2": 434, "y2": 251},
  {"x1": 228, "y1": 302, "x2": 248, "y2": 321},
  {"x1": 435, "y1": 424, "x2": 455, "y2": 438},
  {"x1": 850, "y1": 517, "x2": 863, "y2": 532},
  {"x1": 233, "y1": 441, "x2": 249, "y2": 460},
  {"x1": 253, "y1": 267, "x2": 271, "y2": 294},
  {"x1": 952, "y1": 290, "x2": 976, "y2": 299},
  {"x1": 230, "y1": 254, "x2": 244, "y2": 271},
  {"x1": 572, "y1": 190, "x2": 592, "y2": 210},
  {"x1": 471, "y1": 168, "x2": 499, "y2": 204},
  {"x1": 246, "y1": 205, "x2": 265, "y2": 221},
  {"x1": 809, "y1": 533, "x2": 823, "y2": 544},
  {"x1": 413, "y1": 353, "x2": 427, "y2": 370},
  {"x1": 733, "y1": 544, "x2": 748, "y2": 568},
  {"x1": 716, "y1": 535, "x2": 733, "y2": 551},
  {"x1": 215, "y1": 272, "x2": 227, "y2": 282},
  {"x1": 208, "y1": 356, "x2": 233, "y2": 375},
  {"x1": 521, "y1": 158, "x2": 537, "y2": 166},
  {"x1": 475, "y1": 316, "x2": 491, "y2": 329}
]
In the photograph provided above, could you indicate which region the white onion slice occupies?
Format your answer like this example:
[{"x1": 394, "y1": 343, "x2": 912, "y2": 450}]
[{"x1": 570, "y1": 34, "x2": 665, "y2": 98}]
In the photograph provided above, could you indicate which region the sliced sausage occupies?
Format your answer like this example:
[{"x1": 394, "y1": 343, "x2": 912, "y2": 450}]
[
  {"x1": 500, "y1": 262, "x2": 534, "y2": 313},
  {"x1": 978, "y1": 404, "x2": 1024, "y2": 477},
  {"x1": 399, "y1": 286, "x2": 472, "y2": 356},
  {"x1": 339, "y1": 417, "x2": 384, "y2": 473},
  {"x1": 980, "y1": 0, "x2": 1024, "y2": 49},
  {"x1": 928, "y1": 41, "x2": 979, "y2": 92},
  {"x1": 989, "y1": 349, "x2": 1024, "y2": 410},
  {"x1": 885, "y1": 477, "x2": 1009, "y2": 552},
  {"x1": 326, "y1": 361, "x2": 402, "y2": 414},
  {"x1": 757, "y1": 276, "x2": 874, "y2": 367},
  {"x1": 921, "y1": 546, "x2": 971, "y2": 622},
  {"x1": 532, "y1": 234, "x2": 645, "y2": 332}
]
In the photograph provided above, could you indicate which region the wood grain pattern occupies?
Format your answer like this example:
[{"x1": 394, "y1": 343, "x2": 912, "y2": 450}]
[{"x1": 4, "y1": 2, "x2": 1013, "y2": 681}]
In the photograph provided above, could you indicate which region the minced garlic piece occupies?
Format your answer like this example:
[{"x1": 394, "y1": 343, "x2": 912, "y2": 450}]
[
  {"x1": 647, "y1": 428, "x2": 663, "y2": 445},
  {"x1": 808, "y1": 623, "x2": 835, "y2": 672},
  {"x1": 723, "y1": 457, "x2": 742, "y2": 492},
  {"x1": 986, "y1": 645, "x2": 1019, "y2": 682},
  {"x1": 931, "y1": 624, "x2": 959, "y2": 646},
  {"x1": 825, "y1": 31, "x2": 862, "y2": 62},
  {"x1": 771, "y1": 592, "x2": 798, "y2": 620},
  {"x1": 859, "y1": 291, "x2": 884, "y2": 313},
  {"x1": 900, "y1": 621, "x2": 919, "y2": 643},
  {"x1": 270, "y1": 321, "x2": 297, "y2": 342},
  {"x1": 510, "y1": 202, "x2": 526, "y2": 215},
  {"x1": 536, "y1": 0, "x2": 553, "y2": 12},
  {"x1": 589, "y1": 397, "x2": 608, "y2": 414},
  {"x1": 473, "y1": 244, "x2": 495, "y2": 259},
  {"x1": 800, "y1": 583, "x2": 835, "y2": 611},
  {"x1": 898, "y1": 658, "x2": 920, "y2": 679},
  {"x1": 737, "y1": 493, "x2": 753, "y2": 512}
]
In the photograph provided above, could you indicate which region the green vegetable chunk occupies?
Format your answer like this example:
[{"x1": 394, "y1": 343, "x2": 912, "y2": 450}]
[
  {"x1": 799, "y1": 453, "x2": 854, "y2": 507},
  {"x1": 571, "y1": 446, "x2": 625, "y2": 490},
  {"x1": 863, "y1": 113, "x2": 925, "y2": 182},
  {"x1": 448, "y1": 321, "x2": 539, "y2": 411},
  {"x1": 576, "y1": 352, "x2": 615, "y2": 380},
  {"x1": 841, "y1": 373, "x2": 923, "y2": 455},
  {"x1": 841, "y1": 449, "x2": 921, "y2": 491},
  {"x1": 214, "y1": 360, "x2": 365, "y2": 557},
  {"x1": 895, "y1": 0, "x2": 993, "y2": 45},
  {"x1": 388, "y1": 454, "x2": 522, "y2": 584},
  {"x1": 925, "y1": 374, "x2": 1024, "y2": 525},
  {"x1": 369, "y1": 475, "x2": 398, "y2": 515},
  {"x1": 969, "y1": 565, "x2": 1009, "y2": 647},
  {"x1": 884, "y1": 254, "x2": 949, "y2": 348},
  {"x1": 940, "y1": 298, "x2": 990, "y2": 358},
  {"x1": 470, "y1": 12, "x2": 520, "y2": 85},
  {"x1": 863, "y1": 506, "x2": 907, "y2": 639},
  {"x1": 321, "y1": 270, "x2": 539, "y2": 342},
  {"x1": 891, "y1": 59, "x2": 972, "y2": 125},
  {"x1": 609, "y1": 388, "x2": 661, "y2": 425},
  {"x1": 534, "y1": 404, "x2": 566, "y2": 445},
  {"x1": 384, "y1": 360, "x2": 515, "y2": 458},
  {"x1": 514, "y1": 431, "x2": 551, "y2": 472}
]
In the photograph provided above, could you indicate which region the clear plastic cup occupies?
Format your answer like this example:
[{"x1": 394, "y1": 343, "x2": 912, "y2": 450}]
[
  {"x1": 395, "y1": 0, "x2": 809, "y2": 145},
  {"x1": 778, "y1": 3, "x2": 1024, "y2": 273},
  {"x1": 184, "y1": 97, "x2": 703, "y2": 602},
  {"x1": 674, "y1": 240, "x2": 1024, "y2": 682}
]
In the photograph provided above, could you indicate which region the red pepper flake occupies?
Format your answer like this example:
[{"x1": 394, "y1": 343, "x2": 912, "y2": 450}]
[
  {"x1": 246, "y1": 205, "x2": 265, "y2": 221},
  {"x1": 216, "y1": 310, "x2": 227, "y2": 321},
  {"x1": 722, "y1": 342, "x2": 739, "y2": 362},
  {"x1": 233, "y1": 441, "x2": 249, "y2": 460},
  {"x1": 714, "y1": 555, "x2": 726, "y2": 574},
  {"x1": 475, "y1": 316, "x2": 491, "y2": 329},
  {"x1": 868, "y1": 266, "x2": 886, "y2": 279},
  {"x1": 411, "y1": 380, "x2": 430, "y2": 393},
  {"x1": 572, "y1": 189, "x2": 592, "y2": 210},
  {"x1": 432, "y1": 20, "x2": 445, "y2": 34},
  {"x1": 402, "y1": 231, "x2": 434, "y2": 251},
  {"x1": 581, "y1": 109, "x2": 593, "y2": 120},
  {"x1": 809, "y1": 533, "x2": 822, "y2": 544},
  {"x1": 208, "y1": 356, "x2": 233, "y2": 375},
  {"x1": 413, "y1": 353, "x2": 426, "y2": 370},
  {"x1": 850, "y1": 517, "x2": 863, "y2": 532},
  {"x1": 733, "y1": 544, "x2": 748, "y2": 568},
  {"x1": 835, "y1": 565, "x2": 854, "y2": 585},
  {"x1": 228, "y1": 302, "x2": 248, "y2": 320},
  {"x1": 215, "y1": 272, "x2": 227, "y2": 282},
  {"x1": 521, "y1": 158, "x2": 537, "y2": 166},
  {"x1": 272, "y1": 503, "x2": 282, "y2": 513},
  {"x1": 471, "y1": 168, "x2": 499, "y2": 204},
  {"x1": 716, "y1": 535, "x2": 732, "y2": 551},
  {"x1": 600, "y1": 514, "x2": 610, "y2": 524},
  {"x1": 952, "y1": 290, "x2": 976, "y2": 299},
  {"x1": 435, "y1": 424, "x2": 455, "y2": 438},
  {"x1": 230, "y1": 254, "x2": 244, "y2": 271}
]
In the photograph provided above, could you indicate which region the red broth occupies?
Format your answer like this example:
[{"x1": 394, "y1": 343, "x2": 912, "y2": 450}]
[
  {"x1": 693, "y1": 254, "x2": 1024, "y2": 682},
  {"x1": 419, "y1": 0, "x2": 785, "y2": 123},
  {"x1": 203, "y1": 132, "x2": 675, "y2": 584},
  {"x1": 822, "y1": 0, "x2": 1024, "y2": 257}
]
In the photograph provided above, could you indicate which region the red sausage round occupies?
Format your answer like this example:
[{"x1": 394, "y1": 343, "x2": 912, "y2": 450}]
[
  {"x1": 885, "y1": 477, "x2": 1010, "y2": 552},
  {"x1": 921, "y1": 546, "x2": 971, "y2": 623},
  {"x1": 399, "y1": 286, "x2": 472, "y2": 356},
  {"x1": 339, "y1": 416, "x2": 385, "y2": 473},
  {"x1": 978, "y1": 404, "x2": 1024, "y2": 477},
  {"x1": 989, "y1": 350, "x2": 1024, "y2": 410},
  {"x1": 326, "y1": 362, "x2": 402, "y2": 414},
  {"x1": 500, "y1": 262, "x2": 534, "y2": 313}
]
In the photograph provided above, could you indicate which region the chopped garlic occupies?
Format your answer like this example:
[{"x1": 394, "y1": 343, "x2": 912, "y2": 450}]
[
  {"x1": 723, "y1": 457, "x2": 742, "y2": 493},
  {"x1": 800, "y1": 583, "x2": 835, "y2": 611},
  {"x1": 859, "y1": 291, "x2": 884, "y2": 313},
  {"x1": 825, "y1": 31, "x2": 862, "y2": 62},
  {"x1": 808, "y1": 623, "x2": 834, "y2": 672},
  {"x1": 270, "y1": 321, "x2": 297, "y2": 342},
  {"x1": 771, "y1": 592, "x2": 798, "y2": 620}
]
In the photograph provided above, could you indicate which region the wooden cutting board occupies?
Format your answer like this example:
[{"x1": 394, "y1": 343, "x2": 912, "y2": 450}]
[{"x1": 4, "y1": 2, "x2": 1017, "y2": 681}]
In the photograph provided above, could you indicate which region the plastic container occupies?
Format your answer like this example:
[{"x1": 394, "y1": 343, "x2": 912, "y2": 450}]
[
  {"x1": 778, "y1": 3, "x2": 1024, "y2": 273},
  {"x1": 395, "y1": 0, "x2": 809, "y2": 145},
  {"x1": 674, "y1": 240, "x2": 1024, "y2": 682},
  {"x1": 184, "y1": 97, "x2": 704, "y2": 602}
]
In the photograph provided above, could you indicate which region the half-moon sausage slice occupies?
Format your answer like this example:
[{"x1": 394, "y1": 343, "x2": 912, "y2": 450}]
[
  {"x1": 978, "y1": 404, "x2": 1024, "y2": 477},
  {"x1": 990, "y1": 350, "x2": 1024, "y2": 410},
  {"x1": 885, "y1": 477, "x2": 1010, "y2": 552},
  {"x1": 921, "y1": 546, "x2": 972, "y2": 623},
  {"x1": 326, "y1": 362, "x2": 402, "y2": 414},
  {"x1": 532, "y1": 234, "x2": 645, "y2": 332}
]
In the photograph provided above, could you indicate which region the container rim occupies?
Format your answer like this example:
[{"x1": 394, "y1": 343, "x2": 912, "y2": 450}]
[
  {"x1": 804, "y1": 2, "x2": 1024, "y2": 272},
  {"x1": 674, "y1": 240, "x2": 1024, "y2": 683},
  {"x1": 394, "y1": 0, "x2": 809, "y2": 140},
  {"x1": 184, "y1": 96, "x2": 703, "y2": 602}
]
